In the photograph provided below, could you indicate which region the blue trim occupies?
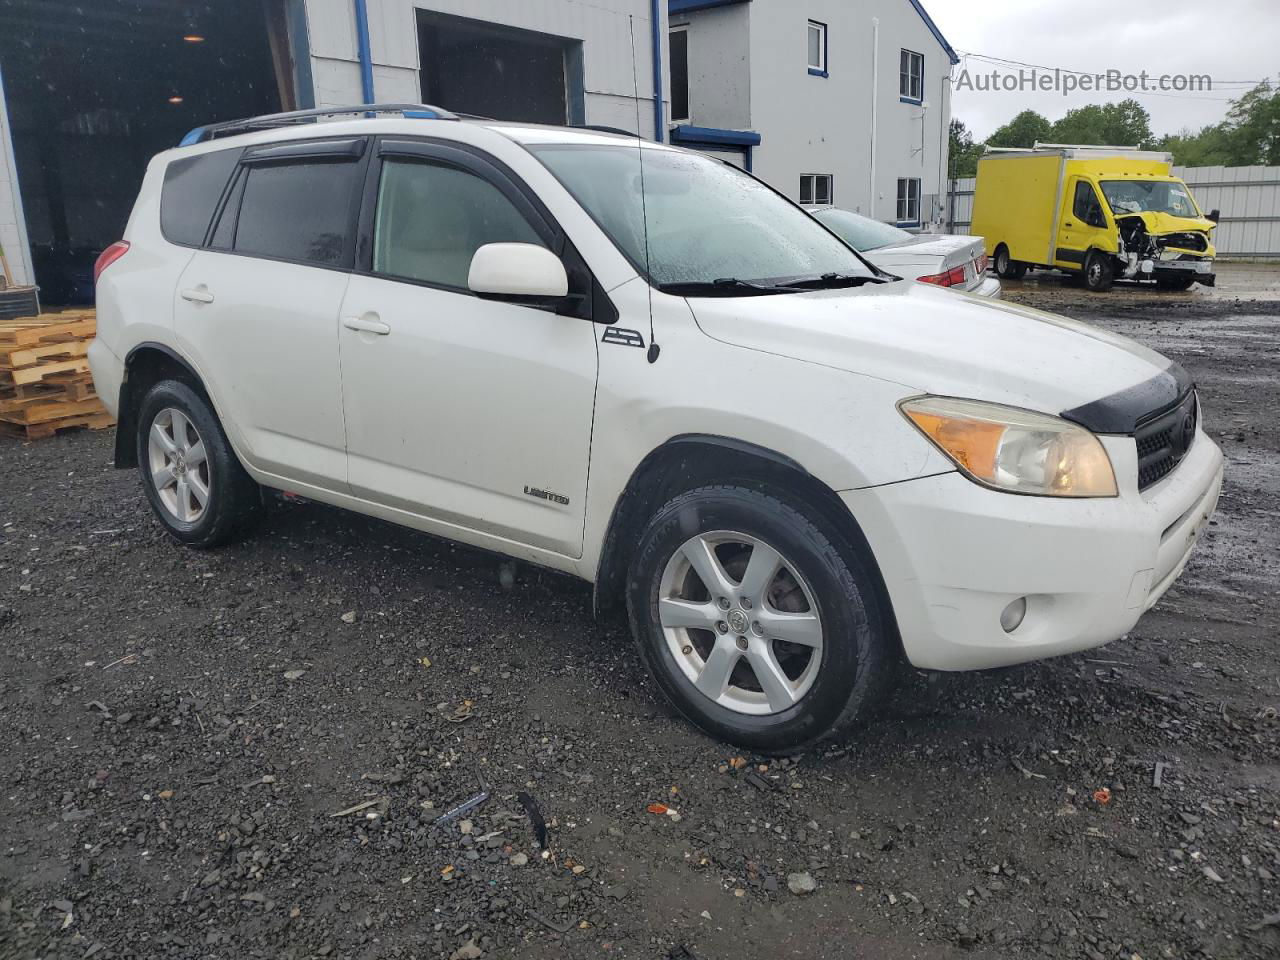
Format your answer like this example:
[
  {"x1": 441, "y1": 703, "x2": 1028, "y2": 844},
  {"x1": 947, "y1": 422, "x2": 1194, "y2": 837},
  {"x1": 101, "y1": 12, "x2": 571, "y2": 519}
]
[
  {"x1": 668, "y1": 0, "x2": 749, "y2": 13},
  {"x1": 650, "y1": 0, "x2": 664, "y2": 142},
  {"x1": 808, "y1": 68, "x2": 828, "y2": 78},
  {"x1": 287, "y1": 0, "x2": 315, "y2": 109},
  {"x1": 899, "y1": 97, "x2": 922, "y2": 105},
  {"x1": 669, "y1": 124, "x2": 760, "y2": 147},
  {"x1": 744, "y1": 146, "x2": 752, "y2": 173},
  {"x1": 906, "y1": 0, "x2": 959, "y2": 65},
  {"x1": 353, "y1": 0, "x2": 375, "y2": 103},
  {"x1": 179, "y1": 127, "x2": 207, "y2": 146}
]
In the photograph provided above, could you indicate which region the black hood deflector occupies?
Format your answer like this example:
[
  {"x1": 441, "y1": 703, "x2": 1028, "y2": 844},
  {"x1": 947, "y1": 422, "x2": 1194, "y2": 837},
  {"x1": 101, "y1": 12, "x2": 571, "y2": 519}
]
[{"x1": 1060, "y1": 362, "x2": 1194, "y2": 435}]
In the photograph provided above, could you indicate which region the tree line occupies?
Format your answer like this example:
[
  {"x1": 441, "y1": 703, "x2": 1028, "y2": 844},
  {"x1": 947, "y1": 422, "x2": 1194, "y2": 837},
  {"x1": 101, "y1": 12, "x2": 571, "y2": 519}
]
[{"x1": 948, "y1": 80, "x2": 1280, "y2": 178}]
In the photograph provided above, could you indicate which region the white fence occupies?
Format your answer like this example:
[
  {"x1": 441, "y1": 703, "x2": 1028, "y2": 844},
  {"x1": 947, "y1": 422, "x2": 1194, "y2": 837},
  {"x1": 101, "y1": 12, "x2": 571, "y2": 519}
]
[{"x1": 945, "y1": 164, "x2": 1280, "y2": 259}]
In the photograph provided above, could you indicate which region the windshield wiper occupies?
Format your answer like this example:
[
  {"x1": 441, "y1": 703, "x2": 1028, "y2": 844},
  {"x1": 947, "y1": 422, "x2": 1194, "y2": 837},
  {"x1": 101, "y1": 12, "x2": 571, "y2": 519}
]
[
  {"x1": 775, "y1": 272, "x2": 887, "y2": 290},
  {"x1": 657, "y1": 277, "x2": 800, "y2": 297}
]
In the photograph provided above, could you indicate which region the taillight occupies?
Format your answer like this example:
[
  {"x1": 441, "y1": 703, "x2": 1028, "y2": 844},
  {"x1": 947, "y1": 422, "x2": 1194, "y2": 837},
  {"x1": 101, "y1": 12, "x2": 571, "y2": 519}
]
[
  {"x1": 976, "y1": 253, "x2": 989, "y2": 274},
  {"x1": 918, "y1": 265, "x2": 966, "y2": 287},
  {"x1": 93, "y1": 241, "x2": 130, "y2": 285}
]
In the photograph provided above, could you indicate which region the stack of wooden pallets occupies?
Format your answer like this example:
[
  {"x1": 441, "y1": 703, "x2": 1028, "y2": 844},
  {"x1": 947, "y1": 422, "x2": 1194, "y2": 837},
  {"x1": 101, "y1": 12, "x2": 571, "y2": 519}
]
[{"x1": 0, "y1": 309, "x2": 114, "y2": 440}]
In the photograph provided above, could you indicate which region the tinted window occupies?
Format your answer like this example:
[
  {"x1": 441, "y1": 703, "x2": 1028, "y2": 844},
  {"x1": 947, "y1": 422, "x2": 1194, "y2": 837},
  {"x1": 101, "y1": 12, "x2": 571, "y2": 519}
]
[
  {"x1": 160, "y1": 148, "x2": 241, "y2": 246},
  {"x1": 373, "y1": 159, "x2": 544, "y2": 289},
  {"x1": 670, "y1": 29, "x2": 689, "y2": 122},
  {"x1": 1073, "y1": 181, "x2": 1105, "y2": 227},
  {"x1": 233, "y1": 161, "x2": 361, "y2": 267}
]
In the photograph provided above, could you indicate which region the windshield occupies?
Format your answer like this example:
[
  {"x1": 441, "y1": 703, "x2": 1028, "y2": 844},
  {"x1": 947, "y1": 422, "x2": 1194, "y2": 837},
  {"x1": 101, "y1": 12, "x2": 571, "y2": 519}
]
[
  {"x1": 1099, "y1": 180, "x2": 1201, "y2": 218},
  {"x1": 813, "y1": 208, "x2": 914, "y2": 251},
  {"x1": 529, "y1": 143, "x2": 875, "y2": 287}
]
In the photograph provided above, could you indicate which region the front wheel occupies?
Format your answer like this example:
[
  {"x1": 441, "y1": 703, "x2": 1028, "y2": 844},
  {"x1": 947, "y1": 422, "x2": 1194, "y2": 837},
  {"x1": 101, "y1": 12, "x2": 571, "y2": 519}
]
[
  {"x1": 136, "y1": 379, "x2": 262, "y2": 548},
  {"x1": 1082, "y1": 250, "x2": 1115, "y2": 292},
  {"x1": 626, "y1": 485, "x2": 891, "y2": 753}
]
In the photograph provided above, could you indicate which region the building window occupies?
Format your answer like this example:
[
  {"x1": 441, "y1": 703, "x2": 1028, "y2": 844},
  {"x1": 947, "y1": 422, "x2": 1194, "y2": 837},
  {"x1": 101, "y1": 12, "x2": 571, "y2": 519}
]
[
  {"x1": 807, "y1": 20, "x2": 827, "y2": 76},
  {"x1": 800, "y1": 174, "x2": 833, "y2": 206},
  {"x1": 900, "y1": 49, "x2": 924, "y2": 102},
  {"x1": 896, "y1": 178, "x2": 921, "y2": 225},
  {"x1": 670, "y1": 26, "x2": 689, "y2": 122}
]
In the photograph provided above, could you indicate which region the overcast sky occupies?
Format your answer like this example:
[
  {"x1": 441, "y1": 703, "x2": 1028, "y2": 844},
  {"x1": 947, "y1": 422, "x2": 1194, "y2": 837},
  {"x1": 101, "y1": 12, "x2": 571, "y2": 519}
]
[{"x1": 924, "y1": 0, "x2": 1277, "y2": 140}]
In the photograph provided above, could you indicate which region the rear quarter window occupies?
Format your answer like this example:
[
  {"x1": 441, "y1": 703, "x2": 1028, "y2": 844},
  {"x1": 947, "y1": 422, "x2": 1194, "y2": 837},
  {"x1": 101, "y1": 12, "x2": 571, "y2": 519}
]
[{"x1": 160, "y1": 148, "x2": 242, "y2": 247}]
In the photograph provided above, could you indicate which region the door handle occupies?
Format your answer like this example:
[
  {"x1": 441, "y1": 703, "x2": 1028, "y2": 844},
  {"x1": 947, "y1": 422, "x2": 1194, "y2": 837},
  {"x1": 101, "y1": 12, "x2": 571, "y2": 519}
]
[
  {"x1": 180, "y1": 286, "x2": 214, "y2": 304},
  {"x1": 1064, "y1": 221, "x2": 1074, "y2": 227},
  {"x1": 342, "y1": 315, "x2": 391, "y2": 336}
]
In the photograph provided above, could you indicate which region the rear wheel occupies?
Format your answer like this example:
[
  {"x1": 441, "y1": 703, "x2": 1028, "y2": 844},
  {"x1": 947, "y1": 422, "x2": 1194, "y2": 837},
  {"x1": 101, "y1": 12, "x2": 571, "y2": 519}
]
[
  {"x1": 994, "y1": 244, "x2": 1027, "y2": 280},
  {"x1": 1082, "y1": 250, "x2": 1114, "y2": 292},
  {"x1": 627, "y1": 485, "x2": 890, "y2": 753},
  {"x1": 136, "y1": 380, "x2": 261, "y2": 548}
]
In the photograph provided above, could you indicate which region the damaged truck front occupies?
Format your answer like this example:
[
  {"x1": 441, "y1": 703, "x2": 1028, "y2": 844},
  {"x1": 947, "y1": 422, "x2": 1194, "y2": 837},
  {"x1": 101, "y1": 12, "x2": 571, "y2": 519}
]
[
  {"x1": 972, "y1": 145, "x2": 1219, "y2": 293},
  {"x1": 1110, "y1": 194, "x2": 1218, "y2": 291}
]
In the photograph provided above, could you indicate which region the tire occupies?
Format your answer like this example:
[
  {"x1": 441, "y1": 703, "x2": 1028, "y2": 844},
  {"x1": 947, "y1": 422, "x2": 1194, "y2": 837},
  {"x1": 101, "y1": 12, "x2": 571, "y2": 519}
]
[
  {"x1": 1156, "y1": 275, "x2": 1195, "y2": 292},
  {"x1": 994, "y1": 244, "x2": 1027, "y2": 280},
  {"x1": 136, "y1": 379, "x2": 262, "y2": 548},
  {"x1": 1082, "y1": 250, "x2": 1114, "y2": 292},
  {"x1": 626, "y1": 484, "x2": 890, "y2": 753}
]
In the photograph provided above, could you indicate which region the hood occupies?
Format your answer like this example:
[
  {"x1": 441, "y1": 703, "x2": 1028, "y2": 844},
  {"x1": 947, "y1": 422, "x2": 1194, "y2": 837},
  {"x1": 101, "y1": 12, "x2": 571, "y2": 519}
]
[
  {"x1": 1128, "y1": 210, "x2": 1216, "y2": 236},
  {"x1": 687, "y1": 280, "x2": 1184, "y2": 429}
]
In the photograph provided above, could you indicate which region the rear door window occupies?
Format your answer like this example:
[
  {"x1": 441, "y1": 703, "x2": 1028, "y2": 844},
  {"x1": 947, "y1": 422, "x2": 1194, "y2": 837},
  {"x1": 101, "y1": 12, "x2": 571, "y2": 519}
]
[
  {"x1": 231, "y1": 160, "x2": 364, "y2": 267},
  {"x1": 160, "y1": 148, "x2": 241, "y2": 246}
]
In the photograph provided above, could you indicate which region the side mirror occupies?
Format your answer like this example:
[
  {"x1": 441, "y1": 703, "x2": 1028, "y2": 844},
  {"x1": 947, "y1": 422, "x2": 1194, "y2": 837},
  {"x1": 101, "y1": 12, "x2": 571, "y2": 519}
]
[
  {"x1": 1206, "y1": 208, "x2": 1220, "y2": 223},
  {"x1": 468, "y1": 243, "x2": 568, "y2": 304}
]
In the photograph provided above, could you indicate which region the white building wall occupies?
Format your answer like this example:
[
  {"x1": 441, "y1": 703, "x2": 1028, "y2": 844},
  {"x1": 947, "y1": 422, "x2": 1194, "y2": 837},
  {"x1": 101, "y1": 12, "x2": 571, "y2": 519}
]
[
  {"x1": 303, "y1": 0, "x2": 668, "y2": 139},
  {"x1": 670, "y1": 3, "x2": 751, "y2": 129},
  {"x1": 0, "y1": 66, "x2": 33, "y2": 287},
  {"x1": 685, "y1": 0, "x2": 952, "y2": 221}
]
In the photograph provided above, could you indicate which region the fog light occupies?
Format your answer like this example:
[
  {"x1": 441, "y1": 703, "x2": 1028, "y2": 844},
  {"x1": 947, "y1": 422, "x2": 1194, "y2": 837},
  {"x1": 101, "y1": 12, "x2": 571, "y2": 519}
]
[{"x1": 1000, "y1": 597, "x2": 1027, "y2": 633}]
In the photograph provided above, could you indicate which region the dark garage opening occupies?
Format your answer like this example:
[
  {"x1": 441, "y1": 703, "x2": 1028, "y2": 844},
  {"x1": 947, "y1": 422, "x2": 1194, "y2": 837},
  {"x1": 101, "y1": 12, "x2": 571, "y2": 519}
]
[
  {"x1": 418, "y1": 11, "x2": 584, "y2": 127},
  {"x1": 0, "y1": 0, "x2": 310, "y2": 304}
]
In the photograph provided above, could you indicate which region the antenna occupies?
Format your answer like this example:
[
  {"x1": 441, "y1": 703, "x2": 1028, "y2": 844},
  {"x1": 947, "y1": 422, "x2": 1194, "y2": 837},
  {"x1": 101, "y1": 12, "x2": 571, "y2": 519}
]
[{"x1": 628, "y1": 15, "x2": 660, "y2": 364}]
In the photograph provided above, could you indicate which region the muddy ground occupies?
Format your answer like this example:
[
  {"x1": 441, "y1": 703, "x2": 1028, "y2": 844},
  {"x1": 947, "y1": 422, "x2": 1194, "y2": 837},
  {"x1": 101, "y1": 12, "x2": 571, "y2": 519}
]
[{"x1": 1, "y1": 287, "x2": 1278, "y2": 960}]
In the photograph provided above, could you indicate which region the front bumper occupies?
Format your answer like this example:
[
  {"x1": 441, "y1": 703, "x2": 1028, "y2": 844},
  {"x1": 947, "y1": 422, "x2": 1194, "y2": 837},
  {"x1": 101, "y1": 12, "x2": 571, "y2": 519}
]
[{"x1": 843, "y1": 430, "x2": 1223, "y2": 671}]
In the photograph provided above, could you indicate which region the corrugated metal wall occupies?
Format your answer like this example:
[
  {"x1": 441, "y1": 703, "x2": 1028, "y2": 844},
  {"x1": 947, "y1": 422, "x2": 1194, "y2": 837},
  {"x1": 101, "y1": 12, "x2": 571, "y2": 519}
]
[{"x1": 946, "y1": 165, "x2": 1280, "y2": 259}]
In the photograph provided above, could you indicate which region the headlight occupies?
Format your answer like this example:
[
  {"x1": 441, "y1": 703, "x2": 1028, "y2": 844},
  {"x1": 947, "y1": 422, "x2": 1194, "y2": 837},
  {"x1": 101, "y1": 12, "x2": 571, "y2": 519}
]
[{"x1": 900, "y1": 396, "x2": 1118, "y2": 498}]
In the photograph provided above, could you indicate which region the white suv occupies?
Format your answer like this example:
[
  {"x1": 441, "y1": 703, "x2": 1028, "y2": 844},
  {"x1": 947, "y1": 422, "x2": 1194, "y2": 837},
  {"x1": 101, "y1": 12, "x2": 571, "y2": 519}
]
[{"x1": 90, "y1": 105, "x2": 1223, "y2": 752}]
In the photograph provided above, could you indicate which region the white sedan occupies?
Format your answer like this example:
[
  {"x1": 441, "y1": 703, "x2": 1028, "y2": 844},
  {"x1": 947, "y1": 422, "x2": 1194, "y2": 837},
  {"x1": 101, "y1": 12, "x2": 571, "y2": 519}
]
[{"x1": 812, "y1": 207, "x2": 1001, "y2": 297}]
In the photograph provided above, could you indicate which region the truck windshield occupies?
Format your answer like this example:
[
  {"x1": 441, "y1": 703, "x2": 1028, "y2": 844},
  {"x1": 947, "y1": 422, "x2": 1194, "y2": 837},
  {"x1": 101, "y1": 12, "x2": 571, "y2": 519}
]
[
  {"x1": 529, "y1": 143, "x2": 876, "y2": 290},
  {"x1": 1099, "y1": 180, "x2": 1201, "y2": 218}
]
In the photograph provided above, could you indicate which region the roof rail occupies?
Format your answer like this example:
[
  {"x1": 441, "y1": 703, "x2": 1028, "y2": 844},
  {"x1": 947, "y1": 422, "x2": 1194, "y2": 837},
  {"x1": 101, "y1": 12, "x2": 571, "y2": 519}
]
[
  {"x1": 571, "y1": 124, "x2": 639, "y2": 138},
  {"x1": 178, "y1": 103, "x2": 459, "y2": 146}
]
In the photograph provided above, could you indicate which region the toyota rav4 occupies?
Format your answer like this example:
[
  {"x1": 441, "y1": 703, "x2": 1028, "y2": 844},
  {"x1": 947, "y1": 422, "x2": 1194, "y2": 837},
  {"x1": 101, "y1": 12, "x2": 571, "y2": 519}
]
[{"x1": 89, "y1": 105, "x2": 1223, "y2": 752}]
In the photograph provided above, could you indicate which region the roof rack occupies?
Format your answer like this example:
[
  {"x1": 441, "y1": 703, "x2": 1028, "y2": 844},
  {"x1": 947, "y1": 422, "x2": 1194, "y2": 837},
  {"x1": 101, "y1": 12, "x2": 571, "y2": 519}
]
[
  {"x1": 571, "y1": 124, "x2": 639, "y2": 138},
  {"x1": 178, "y1": 103, "x2": 459, "y2": 146}
]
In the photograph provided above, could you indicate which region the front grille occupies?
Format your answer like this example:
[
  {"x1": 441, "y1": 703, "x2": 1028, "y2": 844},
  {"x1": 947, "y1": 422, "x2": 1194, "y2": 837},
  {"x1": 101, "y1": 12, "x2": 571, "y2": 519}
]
[{"x1": 1135, "y1": 390, "x2": 1198, "y2": 490}]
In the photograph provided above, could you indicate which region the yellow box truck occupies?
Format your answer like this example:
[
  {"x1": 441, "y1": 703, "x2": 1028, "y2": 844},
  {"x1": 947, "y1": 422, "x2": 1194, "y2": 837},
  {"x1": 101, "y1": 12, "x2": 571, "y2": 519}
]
[{"x1": 969, "y1": 144, "x2": 1218, "y2": 292}]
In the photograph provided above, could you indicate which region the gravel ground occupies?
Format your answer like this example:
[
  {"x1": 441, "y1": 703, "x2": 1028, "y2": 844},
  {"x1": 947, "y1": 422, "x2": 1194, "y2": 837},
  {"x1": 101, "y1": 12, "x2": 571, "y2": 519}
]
[{"x1": 1, "y1": 294, "x2": 1278, "y2": 960}]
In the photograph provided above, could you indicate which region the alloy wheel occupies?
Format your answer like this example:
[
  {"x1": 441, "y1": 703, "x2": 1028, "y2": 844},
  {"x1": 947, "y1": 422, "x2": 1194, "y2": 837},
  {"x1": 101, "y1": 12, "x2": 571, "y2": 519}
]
[
  {"x1": 657, "y1": 531, "x2": 824, "y2": 715},
  {"x1": 147, "y1": 407, "x2": 211, "y2": 523}
]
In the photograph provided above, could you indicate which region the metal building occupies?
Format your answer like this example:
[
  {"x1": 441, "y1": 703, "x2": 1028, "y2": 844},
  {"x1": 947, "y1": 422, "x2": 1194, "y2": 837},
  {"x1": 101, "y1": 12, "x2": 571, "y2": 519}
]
[{"x1": 0, "y1": 0, "x2": 667, "y2": 301}]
